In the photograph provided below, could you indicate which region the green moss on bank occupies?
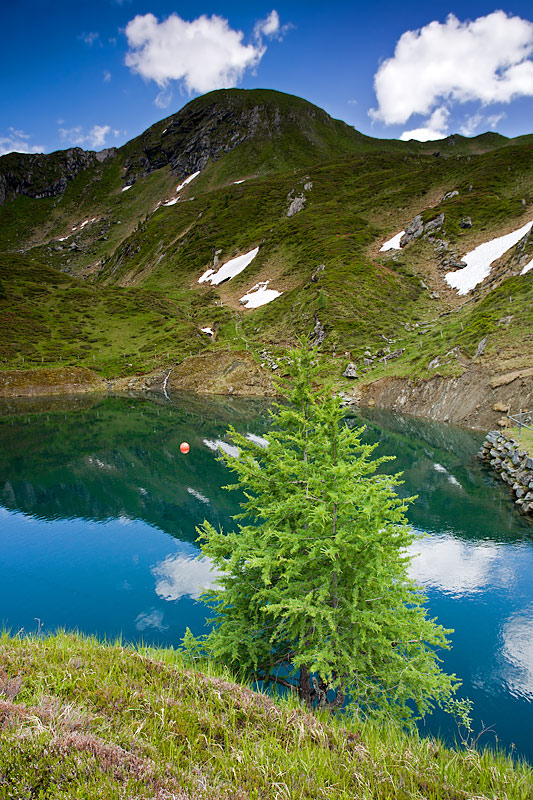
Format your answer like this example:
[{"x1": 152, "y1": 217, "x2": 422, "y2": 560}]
[{"x1": 0, "y1": 631, "x2": 531, "y2": 799}]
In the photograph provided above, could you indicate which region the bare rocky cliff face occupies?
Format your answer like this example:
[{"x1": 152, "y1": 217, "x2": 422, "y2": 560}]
[
  {"x1": 0, "y1": 147, "x2": 115, "y2": 206},
  {"x1": 359, "y1": 365, "x2": 533, "y2": 430}
]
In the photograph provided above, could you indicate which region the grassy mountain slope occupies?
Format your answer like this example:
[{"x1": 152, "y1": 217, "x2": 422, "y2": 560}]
[
  {"x1": 0, "y1": 88, "x2": 532, "y2": 414},
  {"x1": 1, "y1": 631, "x2": 532, "y2": 799}
]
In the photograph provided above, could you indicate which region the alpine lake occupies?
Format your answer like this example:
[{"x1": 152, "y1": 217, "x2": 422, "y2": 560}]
[{"x1": 1, "y1": 391, "x2": 532, "y2": 764}]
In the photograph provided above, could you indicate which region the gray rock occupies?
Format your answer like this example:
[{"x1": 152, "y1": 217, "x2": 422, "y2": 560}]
[
  {"x1": 310, "y1": 264, "x2": 325, "y2": 282},
  {"x1": 312, "y1": 319, "x2": 326, "y2": 346},
  {"x1": 380, "y1": 348, "x2": 405, "y2": 363},
  {"x1": 474, "y1": 337, "x2": 487, "y2": 359},
  {"x1": 460, "y1": 216, "x2": 472, "y2": 229},
  {"x1": 343, "y1": 363, "x2": 358, "y2": 379},
  {"x1": 287, "y1": 194, "x2": 306, "y2": 217},
  {"x1": 526, "y1": 457, "x2": 533, "y2": 470},
  {"x1": 400, "y1": 215, "x2": 424, "y2": 247},
  {"x1": 442, "y1": 190, "x2": 459, "y2": 201},
  {"x1": 400, "y1": 213, "x2": 444, "y2": 246},
  {"x1": 424, "y1": 213, "x2": 445, "y2": 234},
  {"x1": 428, "y1": 357, "x2": 440, "y2": 370}
]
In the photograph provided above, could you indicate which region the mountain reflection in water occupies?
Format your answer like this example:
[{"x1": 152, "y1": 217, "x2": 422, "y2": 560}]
[{"x1": 0, "y1": 394, "x2": 532, "y2": 762}]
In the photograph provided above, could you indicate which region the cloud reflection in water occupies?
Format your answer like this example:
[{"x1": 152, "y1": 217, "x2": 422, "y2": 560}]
[
  {"x1": 408, "y1": 534, "x2": 503, "y2": 597},
  {"x1": 501, "y1": 605, "x2": 533, "y2": 700},
  {"x1": 153, "y1": 554, "x2": 220, "y2": 601}
]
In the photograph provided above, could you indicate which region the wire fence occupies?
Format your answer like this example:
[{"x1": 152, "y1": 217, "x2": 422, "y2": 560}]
[{"x1": 507, "y1": 409, "x2": 533, "y2": 440}]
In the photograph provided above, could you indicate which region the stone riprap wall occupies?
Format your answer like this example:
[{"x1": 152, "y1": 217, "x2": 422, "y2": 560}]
[{"x1": 477, "y1": 431, "x2": 533, "y2": 516}]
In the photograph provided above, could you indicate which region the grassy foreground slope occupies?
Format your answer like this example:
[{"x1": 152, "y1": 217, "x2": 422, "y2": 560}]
[{"x1": 1, "y1": 631, "x2": 532, "y2": 799}]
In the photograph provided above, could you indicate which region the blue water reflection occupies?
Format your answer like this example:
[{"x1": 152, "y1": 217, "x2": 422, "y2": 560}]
[{"x1": 0, "y1": 395, "x2": 532, "y2": 762}]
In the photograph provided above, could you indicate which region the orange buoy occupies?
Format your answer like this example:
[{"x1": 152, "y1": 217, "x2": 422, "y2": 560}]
[{"x1": 180, "y1": 442, "x2": 190, "y2": 454}]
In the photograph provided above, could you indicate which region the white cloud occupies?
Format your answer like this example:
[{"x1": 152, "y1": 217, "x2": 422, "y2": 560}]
[
  {"x1": 487, "y1": 112, "x2": 506, "y2": 129},
  {"x1": 371, "y1": 12, "x2": 533, "y2": 128},
  {"x1": 153, "y1": 554, "x2": 220, "y2": 601},
  {"x1": 459, "y1": 113, "x2": 483, "y2": 137},
  {"x1": 59, "y1": 124, "x2": 111, "y2": 149},
  {"x1": 124, "y1": 11, "x2": 273, "y2": 99},
  {"x1": 0, "y1": 128, "x2": 44, "y2": 156},
  {"x1": 459, "y1": 111, "x2": 507, "y2": 136},
  {"x1": 80, "y1": 31, "x2": 100, "y2": 46},
  {"x1": 253, "y1": 10, "x2": 290, "y2": 42},
  {"x1": 254, "y1": 10, "x2": 280, "y2": 38},
  {"x1": 103, "y1": 70, "x2": 112, "y2": 82},
  {"x1": 400, "y1": 106, "x2": 449, "y2": 141}
]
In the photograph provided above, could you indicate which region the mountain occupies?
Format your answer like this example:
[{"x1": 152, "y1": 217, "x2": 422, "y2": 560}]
[{"x1": 0, "y1": 88, "x2": 532, "y2": 427}]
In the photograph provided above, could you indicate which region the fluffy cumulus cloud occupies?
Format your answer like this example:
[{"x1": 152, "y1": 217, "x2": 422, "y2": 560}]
[
  {"x1": 371, "y1": 11, "x2": 533, "y2": 140},
  {"x1": 0, "y1": 128, "x2": 44, "y2": 156},
  {"x1": 124, "y1": 10, "x2": 284, "y2": 104},
  {"x1": 59, "y1": 124, "x2": 112, "y2": 149},
  {"x1": 400, "y1": 106, "x2": 449, "y2": 141}
]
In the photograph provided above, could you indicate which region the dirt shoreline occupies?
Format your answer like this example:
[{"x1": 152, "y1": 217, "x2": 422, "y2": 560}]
[{"x1": 1, "y1": 359, "x2": 532, "y2": 431}]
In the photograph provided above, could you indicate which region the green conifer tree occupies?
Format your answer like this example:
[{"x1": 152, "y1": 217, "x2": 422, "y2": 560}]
[{"x1": 191, "y1": 345, "x2": 459, "y2": 722}]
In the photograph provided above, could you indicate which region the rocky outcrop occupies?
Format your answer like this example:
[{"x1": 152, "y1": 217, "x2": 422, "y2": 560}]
[
  {"x1": 358, "y1": 364, "x2": 533, "y2": 429},
  {"x1": 287, "y1": 193, "x2": 306, "y2": 217},
  {"x1": 400, "y1": 213, "x2": 444, "y2": 247},
  {"x1": 311, "y1": 319, "x2": 326, "y2": 346},
  {"x1": 478, "y1": 431, "x2": 533, "y2": 516},
  {"x1": 0, "y1": 148, "x2": 114, "y2": 206},
  {"x1": 343, "y1": 363, "x2": 358, "y2": 379}
]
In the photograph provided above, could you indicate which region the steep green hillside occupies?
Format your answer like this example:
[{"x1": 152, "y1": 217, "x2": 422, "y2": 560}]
[
  {"x1": 0, "y1": 253, "x2": 212, "y2": 377},
  {"x1": 0, "y1": 88, "x2": 532, "y2": 401}
]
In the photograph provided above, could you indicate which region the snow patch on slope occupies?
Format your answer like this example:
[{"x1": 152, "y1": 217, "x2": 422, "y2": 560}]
[
  {"x1": 446, "y1": 220, "x2": 533, "y2": 295},
  {"x1": 379, "y1": 231, "x2": 405, "y2": 251},
  {"x1": 176, "y1": 171, "x2": 200, "y2": 193},
  {"x1": 240, "y1": 281, "x2": 281, "y2": 308},
  {"x1": 198, "y1": 247, "x2": 259, "y2": 286},
  {"x1": 521, "y1": 258, "x2": 533, "y2": 275}
]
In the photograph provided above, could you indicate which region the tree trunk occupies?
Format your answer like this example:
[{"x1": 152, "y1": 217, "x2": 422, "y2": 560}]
[{"x1": 298, "y1": 664, "x2": 314, "y2": 707}]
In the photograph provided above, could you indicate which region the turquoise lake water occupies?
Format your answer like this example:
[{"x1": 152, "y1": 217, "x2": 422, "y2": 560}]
[{"x1": 0, "y1": 392, "x2": 532, "y2": 763}]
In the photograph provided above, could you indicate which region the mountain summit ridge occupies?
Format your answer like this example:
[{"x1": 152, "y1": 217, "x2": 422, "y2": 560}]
[{"x1": 0, "y1": 87, "x2": 518, "y2": 209}]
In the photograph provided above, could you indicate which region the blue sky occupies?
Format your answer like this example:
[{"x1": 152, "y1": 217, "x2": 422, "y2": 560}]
[{"x1": 1, "y1": 1, "x2": 532, "y2": 155}]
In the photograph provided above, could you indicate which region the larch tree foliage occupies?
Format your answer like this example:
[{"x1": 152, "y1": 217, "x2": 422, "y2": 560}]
[{"x1": 190, "y1": 345, "x2": 459, "y2": 723}]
